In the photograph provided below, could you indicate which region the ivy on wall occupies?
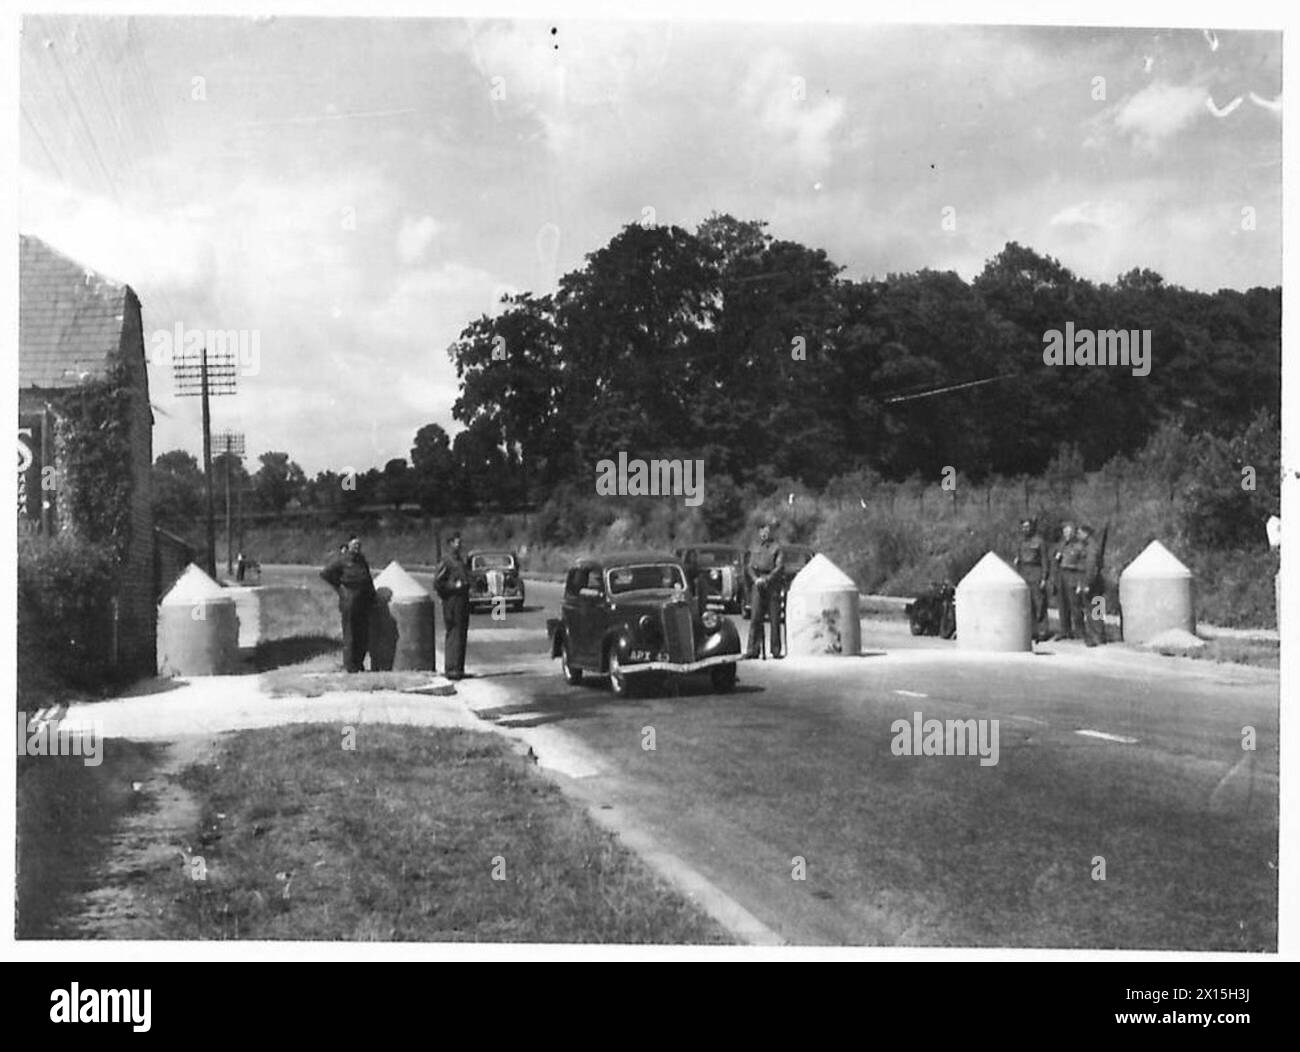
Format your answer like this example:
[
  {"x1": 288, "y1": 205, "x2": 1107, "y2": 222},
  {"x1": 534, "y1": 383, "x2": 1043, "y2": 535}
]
[{"x1": 50, "y1": 355, "x2": 136, "y2": 565}]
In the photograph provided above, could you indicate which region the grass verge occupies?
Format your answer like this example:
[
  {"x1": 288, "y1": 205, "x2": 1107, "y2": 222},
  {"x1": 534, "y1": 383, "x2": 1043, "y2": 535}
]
[
  {"x1": 17, "y1": 740, "x2": 167, "y2": 938},
  {"x1": 171, "y1": 723, "x2": 730, "y2": 942}
]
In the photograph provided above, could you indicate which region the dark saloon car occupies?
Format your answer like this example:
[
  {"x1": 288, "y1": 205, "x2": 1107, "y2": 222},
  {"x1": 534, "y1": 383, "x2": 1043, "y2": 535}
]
[
  {"x1": 467, "y1": 549, "x2": 525, "y2": 612},
  {"x1": 675, "y1": 543, "x2": 747, "y2": 613},
  {"x1": 547, "y1": 551, "x2": 743, "y2": 696}
]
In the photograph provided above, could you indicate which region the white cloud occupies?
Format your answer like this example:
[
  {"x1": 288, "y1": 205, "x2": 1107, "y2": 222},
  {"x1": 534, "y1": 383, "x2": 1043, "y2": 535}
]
[
  {"x1": 1048, "y1": 201, "x2": 1128, "y2": 231},
  {"x1": 740, "y1": 48, "x2": 845, "y2": 175},
  {"x1": 1113, "y1": 81, "x2": 1206, "y2": 149},
  {"x1": 396, "y1": 215, "x2": 443, "y2": 264}
]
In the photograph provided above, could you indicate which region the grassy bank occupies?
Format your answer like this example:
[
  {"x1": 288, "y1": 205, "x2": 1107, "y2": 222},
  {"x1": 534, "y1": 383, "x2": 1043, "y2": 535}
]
[
  {"x1": 219, "y1": 467, "x2": 1278, "y2": 629},
  {"x1": 164, "y1": 724, "x2": 729, "y2": 942}
]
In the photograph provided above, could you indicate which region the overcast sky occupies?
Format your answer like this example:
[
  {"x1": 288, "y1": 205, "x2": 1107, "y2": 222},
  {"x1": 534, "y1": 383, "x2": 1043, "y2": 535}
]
[{"x1": 19, "y1": 16, "x2": 1282, "y2": 475}]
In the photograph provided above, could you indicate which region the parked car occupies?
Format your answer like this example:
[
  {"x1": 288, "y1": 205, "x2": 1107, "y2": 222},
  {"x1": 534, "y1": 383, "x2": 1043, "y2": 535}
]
[
  {"x1": 467, "y1": 549, "x2": 525, "y2": 613},
  {"x1": 547, "y1": 551, "x2": 743, "y2": 696},
  {"x1": 674, "y1": 543, "x2": 747, "y2": 613},
  {"x1": 743, "y1": 543, "x2": 817, "y2": 618}
]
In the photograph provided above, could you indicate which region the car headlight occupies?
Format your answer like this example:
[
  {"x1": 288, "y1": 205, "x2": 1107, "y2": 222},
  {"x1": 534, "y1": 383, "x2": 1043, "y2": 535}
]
[{"x1": 702, "y1": 610, "x2": 720, "y2": 631}]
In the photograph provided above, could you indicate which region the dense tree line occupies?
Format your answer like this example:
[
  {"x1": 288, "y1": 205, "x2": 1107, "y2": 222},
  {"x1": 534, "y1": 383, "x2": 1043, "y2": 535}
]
[
  {"x1": 449, "y1": 215, "x2": 1279, "y2": 499},
  {"x1": 153, "y1": 214, "x2": 1280, "y2": 531}
]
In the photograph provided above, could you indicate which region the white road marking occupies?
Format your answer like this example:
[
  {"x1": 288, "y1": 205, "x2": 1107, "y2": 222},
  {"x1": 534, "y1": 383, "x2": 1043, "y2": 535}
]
[
  {"x1": 894, "y1": 689, "x2": 928, "y2": 698},
  {"x1": 1075, "y1": 729, "x2": 1138, "y2": 744}
]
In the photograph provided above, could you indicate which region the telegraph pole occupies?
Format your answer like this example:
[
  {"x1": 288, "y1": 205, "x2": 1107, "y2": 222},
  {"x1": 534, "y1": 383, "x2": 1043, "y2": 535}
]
[
  {"x1": 175, "y1": 343, "x2": 237, "y2": 579},
  {"x1": 201, "y1": 352, "x2": 214, "y2": 577},
  {"x1": 215, "y1": 430, "x2": 246, "y2": 574}
]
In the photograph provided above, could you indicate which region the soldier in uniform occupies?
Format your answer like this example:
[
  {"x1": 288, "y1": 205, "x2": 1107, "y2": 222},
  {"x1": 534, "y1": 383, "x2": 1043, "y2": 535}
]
[
  {"x1": 1077, "y1": 523, "x2": 1106, "y2": 647},
  {"x1": 1056, "y1": 524, "x2": 1089, "y2": 643},
  {"x1": 681, "y1": 548, "x2": 706, "y2": 618},
  {"x1": 320, "y1": 535, "x2": 377, "y2": 673},
  {"x1": 1012, "y1": 518, "x2": 1050, "y2": 642},
  {"x1": 745, "y1": 523, "x2": 785, "y2": 659},
  {"x1": 1052, "y1": 522, "x2": 1077, "y2": 639},
  {"x1": 433, "y1": 531, "x2": 471, "y2": 679}
]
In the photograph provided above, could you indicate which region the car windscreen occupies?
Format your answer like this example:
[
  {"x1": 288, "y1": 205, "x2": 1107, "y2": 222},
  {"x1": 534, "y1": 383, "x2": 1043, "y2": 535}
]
[
  {"x1": 606, "y1": 564, "x2": 686, "y2": 595},
  {"x1": 471, "y1": 554, "x2": 515, "y2": 570}
]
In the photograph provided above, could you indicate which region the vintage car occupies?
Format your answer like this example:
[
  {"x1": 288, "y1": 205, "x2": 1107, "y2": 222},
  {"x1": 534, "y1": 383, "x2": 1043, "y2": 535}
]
[
  {"x1": 547, "y1": 551, "x2": 743, "y2": 696},
  {"x1": 674, "y1": 543, "x2": 747, "y2": 614},
  {"x1": 467, "y1": 549, "x2": 526, "y2": 612}
]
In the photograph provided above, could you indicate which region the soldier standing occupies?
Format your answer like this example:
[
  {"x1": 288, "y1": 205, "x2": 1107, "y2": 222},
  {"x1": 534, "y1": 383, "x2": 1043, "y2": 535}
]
[
  {"x1": 1052, "y1": 522, "x2": 1077, "y2": 639},
  {"x1": 681, "y1": 548, "x2": 706, "y2": 619},
  {"x1": 1012, "y1": 518, "x2": 1050, "y2": 642},
  {"x1": 1056, "y1": 524, "x2": 1090, "y2": 643},
  {"x1": 320, "y1": 535, "x2": 377, "y2": 673},
  {"x1": 434, "y1": 531, "x2": 471, "y2": 679},
  {"x1": 745, "y1": 523, "x2": 785, "y2": 659},
  {"x1": 1077, "y1": 523, "x2": 1106, "y2": 647}
]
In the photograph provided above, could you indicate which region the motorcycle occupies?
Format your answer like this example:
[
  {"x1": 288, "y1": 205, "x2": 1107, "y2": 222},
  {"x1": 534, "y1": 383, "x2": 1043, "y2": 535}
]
[{"x1": 905, "y1": 581, "x2": 956, "y2": 638}]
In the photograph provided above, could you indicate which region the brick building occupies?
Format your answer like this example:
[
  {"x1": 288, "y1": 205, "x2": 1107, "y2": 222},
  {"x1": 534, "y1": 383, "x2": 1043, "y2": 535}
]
[{"x1": 18, "y1": 235, "x2": 157, "y2": 676}]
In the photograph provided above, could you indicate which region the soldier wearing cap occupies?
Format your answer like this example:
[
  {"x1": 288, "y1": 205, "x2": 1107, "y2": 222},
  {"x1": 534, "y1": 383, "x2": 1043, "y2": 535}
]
[
  {"x1": 1012, "y1": 517, "x2": 1050, "y2": 642},
  {"x1": 433, "y1": 531, "x2": 471, "y2": 679},
  {"x1": 1056, "y1": 523, "x2": 1090, "y2": 642},
  {"x1": 745, "y1": 522, "x2": 785, "y2": 659},
  {"x1": 320, "y1": 535, "x2": 377, "y2": 672},
  {"x1": 1052, "y1": 522, "x2": 1078, "y2": 639}
]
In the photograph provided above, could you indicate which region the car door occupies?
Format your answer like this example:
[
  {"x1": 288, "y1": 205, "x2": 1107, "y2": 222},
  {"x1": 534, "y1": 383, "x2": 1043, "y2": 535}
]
[{"x1": 569, "y1": 567, "x2": 608, "y2": 668}]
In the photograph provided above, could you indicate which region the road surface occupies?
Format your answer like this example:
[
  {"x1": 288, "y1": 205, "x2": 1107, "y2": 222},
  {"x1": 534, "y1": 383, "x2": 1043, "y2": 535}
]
[{"x1": 423, "y1": 577, "x2": 1278, "y2": 949}]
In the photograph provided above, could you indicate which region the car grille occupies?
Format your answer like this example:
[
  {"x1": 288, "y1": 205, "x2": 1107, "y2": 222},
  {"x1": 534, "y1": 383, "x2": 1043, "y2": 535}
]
[
  {"x1": 662, "y1": 603, "x2": 696, "y2": 663},
  {"x1": 487, "y1": 570, "x2": 504, "y2": 595}
]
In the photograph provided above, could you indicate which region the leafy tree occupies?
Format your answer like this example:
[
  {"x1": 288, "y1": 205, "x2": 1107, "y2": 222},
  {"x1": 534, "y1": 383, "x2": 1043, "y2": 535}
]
[
  {"x1": 152, "y1": 449, "x2": 204, "y2": 528},
  {"x1": 377, "y1": 458, "x2": 412, "y2": 511},
  {"x1": 251, "y1": 451, "x2": 306, "y2": 514},
  {"x1": 410, "y1": 423, "x2": 456, "y2": 514}
]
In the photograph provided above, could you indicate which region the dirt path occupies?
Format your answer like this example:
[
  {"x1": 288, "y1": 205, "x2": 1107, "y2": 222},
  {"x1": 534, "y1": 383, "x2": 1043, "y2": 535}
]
[{"x1": 46, "y1": 734, "x2": 213, "y2": 939}]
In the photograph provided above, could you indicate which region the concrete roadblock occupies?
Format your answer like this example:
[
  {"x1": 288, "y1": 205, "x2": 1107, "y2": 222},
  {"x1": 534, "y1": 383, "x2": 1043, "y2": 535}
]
[
  {"x1": 158, "y1": 564, "x2": 240, "y2": 675},
  {"x1": 1119, "y1": 540, "x2": 1195, "y2": 645},
  {"x1": 785, "y1": 554, "x2": 861, "y2": 656},
  {"x1": 369, "y1": 561, "x2": 436, "y2": 671},
  {"x1": 955, "y1": 552, "x2": 1031, "y2": 652}
]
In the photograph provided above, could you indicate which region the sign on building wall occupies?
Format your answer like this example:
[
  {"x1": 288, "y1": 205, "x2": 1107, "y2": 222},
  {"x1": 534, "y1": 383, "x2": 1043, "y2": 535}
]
[{"x1": 17, "y1": 410, "x2": 55, "y2": 535}]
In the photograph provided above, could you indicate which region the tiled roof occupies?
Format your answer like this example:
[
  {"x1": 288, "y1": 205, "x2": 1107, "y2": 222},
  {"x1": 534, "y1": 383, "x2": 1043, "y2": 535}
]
[{"x1": 19, "y1": 234, "x2": 131, "y2": 389}]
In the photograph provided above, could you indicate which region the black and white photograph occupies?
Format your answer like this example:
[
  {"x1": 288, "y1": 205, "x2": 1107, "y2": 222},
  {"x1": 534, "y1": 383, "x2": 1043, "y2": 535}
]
[{"x1": 8, "y1": 2, "x2": 1291, "y2": 969}]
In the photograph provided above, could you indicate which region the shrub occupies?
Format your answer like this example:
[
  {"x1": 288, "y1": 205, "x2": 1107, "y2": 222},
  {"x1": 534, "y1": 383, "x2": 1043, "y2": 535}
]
[
  {"x1": 18, "y1": 535, "x2": 118, "y2": 690},
  {"x1": 1182, "y1": 411, "x2": 1280, "y2": 551}
]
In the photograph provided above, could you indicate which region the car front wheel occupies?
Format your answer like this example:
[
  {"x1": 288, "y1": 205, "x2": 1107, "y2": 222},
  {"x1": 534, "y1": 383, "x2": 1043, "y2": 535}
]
[{"x1": 560, "y1": 636, "x2": 583, "y2": 685}]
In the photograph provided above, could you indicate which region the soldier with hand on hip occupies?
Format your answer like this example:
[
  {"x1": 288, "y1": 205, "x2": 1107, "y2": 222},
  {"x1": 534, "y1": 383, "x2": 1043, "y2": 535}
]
[
  {"x1": 320, "y1": 535, "x2": 377, "y2": 673},
  {"x1": 745, "y1": 522, "x2": 785, "y2": 659},
  {"x1": 434, "y1": 531, "x2": 471, "y2": 680}
]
